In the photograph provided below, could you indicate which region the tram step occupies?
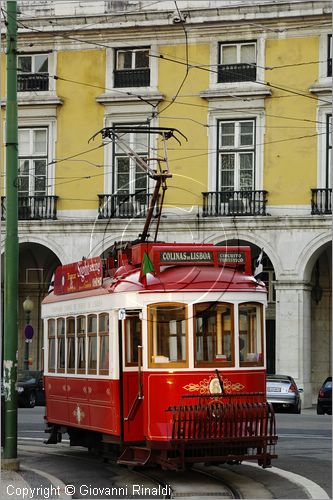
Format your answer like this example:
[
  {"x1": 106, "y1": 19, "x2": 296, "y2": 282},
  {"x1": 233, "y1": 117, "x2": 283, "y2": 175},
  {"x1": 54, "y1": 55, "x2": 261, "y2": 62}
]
[{"x1": 117, "y1": 446, "x2": 151, "y2": 466}]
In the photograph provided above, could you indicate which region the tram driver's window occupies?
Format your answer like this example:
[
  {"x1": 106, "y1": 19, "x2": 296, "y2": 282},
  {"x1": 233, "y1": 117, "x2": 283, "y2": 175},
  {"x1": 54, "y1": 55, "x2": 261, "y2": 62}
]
[
  {"x1": 239, "y1": 303, "x2": 263, "y2": 366},
  {"x1": 48, "y1": 319, "x2": 55, "y2": 372},
  {"x1": 194, "y1": 303, "x2": 234, "y2": 367},
  {"x1": 149, "y1": 303, "x2": 187, "y2": 368},
  {"x1": 77, "y1": 315, "x2": 86, "y2": 373},
  {"x1": 125, "y1": 314, "x2": 142, "y2": 366},
  {"x1": 56, "y1": 318, "x2": 65, "y2": 372},
  {"x1": 88, "y1": 314, "x2": 97, "y2": 373}
]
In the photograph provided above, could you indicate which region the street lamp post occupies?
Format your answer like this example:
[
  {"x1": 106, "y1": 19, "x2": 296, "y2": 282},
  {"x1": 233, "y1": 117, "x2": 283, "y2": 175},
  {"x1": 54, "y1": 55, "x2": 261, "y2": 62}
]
[{"x1": 23, "y1": 296, "x2": 34, "y2": 370}]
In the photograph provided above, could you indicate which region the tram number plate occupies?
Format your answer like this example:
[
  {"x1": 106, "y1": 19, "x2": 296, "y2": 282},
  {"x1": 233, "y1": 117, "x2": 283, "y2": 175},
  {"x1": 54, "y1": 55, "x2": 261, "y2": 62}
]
[{"x1": 268, "y1": 386, "x2": 281, "y2": 392}]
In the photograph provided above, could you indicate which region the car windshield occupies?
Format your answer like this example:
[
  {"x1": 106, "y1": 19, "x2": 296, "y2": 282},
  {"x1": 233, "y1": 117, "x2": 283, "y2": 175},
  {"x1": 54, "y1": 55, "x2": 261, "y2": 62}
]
[{"x1": 18, "y1": 370, "x2": 39, "y2": 382}]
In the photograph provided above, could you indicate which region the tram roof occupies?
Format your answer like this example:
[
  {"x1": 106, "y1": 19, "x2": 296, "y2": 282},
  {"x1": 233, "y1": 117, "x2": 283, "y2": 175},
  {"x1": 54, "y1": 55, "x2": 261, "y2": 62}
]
[{"x1": 43, "y1": 264, "x2": 265, "y2": 304}]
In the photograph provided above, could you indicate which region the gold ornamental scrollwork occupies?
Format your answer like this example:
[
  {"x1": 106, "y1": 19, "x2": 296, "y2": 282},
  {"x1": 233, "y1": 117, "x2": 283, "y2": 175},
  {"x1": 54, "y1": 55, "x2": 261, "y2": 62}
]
[{"x1": 183, "y1": 375, "x2": 245, "y2": 393}]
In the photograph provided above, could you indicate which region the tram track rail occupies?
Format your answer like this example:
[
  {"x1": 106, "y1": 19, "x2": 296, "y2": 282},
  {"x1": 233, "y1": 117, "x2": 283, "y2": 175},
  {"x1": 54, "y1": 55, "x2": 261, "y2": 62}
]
[{"x1": 18, "y1": 439, "x2": 241, "y2": 499}]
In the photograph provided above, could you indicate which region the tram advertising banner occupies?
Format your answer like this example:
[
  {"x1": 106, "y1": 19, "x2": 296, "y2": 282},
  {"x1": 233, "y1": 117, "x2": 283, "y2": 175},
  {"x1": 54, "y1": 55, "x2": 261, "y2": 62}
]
[{"x1": 54, "y1": 257, "x2": 103, "y2": 295}]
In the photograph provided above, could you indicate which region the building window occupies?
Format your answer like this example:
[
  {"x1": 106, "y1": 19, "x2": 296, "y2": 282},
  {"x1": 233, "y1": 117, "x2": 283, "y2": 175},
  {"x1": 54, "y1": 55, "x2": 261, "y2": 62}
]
[
  {"x1": 239, "y1": 303, "x2": 263, "y2": 366},
  {"x1": 18, "y1": 128, "x2": 48, "y2": 197},
  {"x1": 217, "y1": 119, "x2": 255, "y2": 192},
  {"x1": 99, "y1": 313, "x2": 109, "y2": 374},
  {"x1": 218, "y1": 42, "x2": 256, "y2": 83},
  {"x1": 114, "y1": 47, "x2": 150, "y2": 88},
  {"x1": 328, "y1": 35, "x2": 332, "y2": 77},
  {"x1": 17, "y1": 53, "x2": 49, "y2": 91},
  {"x1": 113, "y1": 125, "x2": 149, "y2": 207},
  {"x1": 149, "y1": 303, "x2": 187, "y2": 368},
  {"x1": 194, "y1": 303, "x2": 234, "y2": 367}
]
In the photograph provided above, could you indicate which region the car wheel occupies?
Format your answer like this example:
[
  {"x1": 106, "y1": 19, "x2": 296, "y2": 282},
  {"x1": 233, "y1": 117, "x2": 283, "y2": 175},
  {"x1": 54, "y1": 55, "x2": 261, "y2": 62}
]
[
  {"x1": 292, "y1": 402, "x2": 301, "y2": 414},
  {"x1": 317, "y1": 404, "x2": 324, "y2": 415},
  {"x1": 27, "y1": 391, "x2": 36, "y2": 408}
]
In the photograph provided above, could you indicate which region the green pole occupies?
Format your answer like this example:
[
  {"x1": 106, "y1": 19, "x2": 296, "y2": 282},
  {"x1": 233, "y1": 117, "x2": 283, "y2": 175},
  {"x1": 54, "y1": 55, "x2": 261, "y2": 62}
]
[{"x1": 3, "y1": 0, "x2": 19, "y2": 463}]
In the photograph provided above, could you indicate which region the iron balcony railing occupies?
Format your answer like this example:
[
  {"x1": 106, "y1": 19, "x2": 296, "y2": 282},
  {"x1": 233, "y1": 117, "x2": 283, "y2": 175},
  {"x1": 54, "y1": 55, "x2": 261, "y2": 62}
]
[
  {"x1": 311, "y1": 188, "x2": 332, "y2": 215},
  {"x1": 113, "y1": 68, "x2": 150, "y2": 88},
  {"x1": 202, "y1": 190, "x2": 268, "y2": 217},
  {"x1": 17, "y1": 73, "x2": 49, "y2": 92},
  {"x1": 217, "y1": 63, "x2": 257, "y2": 83},
  {"x1": 1, "y1": 195, "x2": 58, "y2": 221},
  {"x1": 98, "y1": 193, "x2": 155, "y2": 219}
]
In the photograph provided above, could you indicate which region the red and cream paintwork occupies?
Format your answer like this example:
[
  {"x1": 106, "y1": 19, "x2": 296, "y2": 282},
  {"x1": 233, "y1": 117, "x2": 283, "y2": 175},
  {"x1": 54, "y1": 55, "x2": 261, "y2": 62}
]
[{"x1": 42, "y1": 243, "x2": 276, "y2": 468}]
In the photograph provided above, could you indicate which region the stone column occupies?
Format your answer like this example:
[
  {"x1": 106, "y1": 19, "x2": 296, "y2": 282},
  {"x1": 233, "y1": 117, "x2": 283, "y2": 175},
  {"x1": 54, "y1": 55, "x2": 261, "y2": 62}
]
[{"x1": 274, "y1": 280, "x2": 312, "y2": 408}]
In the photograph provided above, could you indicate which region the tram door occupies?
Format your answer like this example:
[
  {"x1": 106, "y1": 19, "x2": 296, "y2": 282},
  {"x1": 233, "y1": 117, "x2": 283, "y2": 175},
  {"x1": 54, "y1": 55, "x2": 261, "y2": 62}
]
[{"x1": 120, "y1": 310, "x2": 145, "y2": 442}]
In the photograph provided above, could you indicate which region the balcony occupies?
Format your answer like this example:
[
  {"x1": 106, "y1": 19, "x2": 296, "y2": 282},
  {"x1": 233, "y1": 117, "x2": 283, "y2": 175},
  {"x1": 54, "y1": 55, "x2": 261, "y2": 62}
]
[
  {"x1": 202, "y1": 190, "x2": 268, "y2": 217},
  {"x1": 98, "y1": 193, "x2": 155, "y2": 219},
  {"x1": 17, "y1": 73, "x2": 49, "y2": 92},
  {"x1": 113, "y1": 68, "x2": 150, "y2": 88},
  {"x1": 217, "y1": 63, "x2": 256, "y2": 83},
  {"x1": 311, "y1": 188, "x2": 332, "y2": 215},
  {"x1": 1, "y1": 196, "x2": 58, "y2": 221}
]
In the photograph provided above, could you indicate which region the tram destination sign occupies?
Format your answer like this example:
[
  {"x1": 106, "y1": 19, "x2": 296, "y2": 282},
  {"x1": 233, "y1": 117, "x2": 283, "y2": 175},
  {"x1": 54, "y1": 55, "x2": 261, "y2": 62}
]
[
  {"x1": 54, "y1": 256, "x2": 103, "y2": 295},
  {"x1": 158, "y1": 250, "x2": 246, "y2": 265},
  {"x1": 218, "y1": 251, "x2": 245, "y2": 264},
  {"x1": 160, "y1": 251, "x2": 213, "y2": 263}
]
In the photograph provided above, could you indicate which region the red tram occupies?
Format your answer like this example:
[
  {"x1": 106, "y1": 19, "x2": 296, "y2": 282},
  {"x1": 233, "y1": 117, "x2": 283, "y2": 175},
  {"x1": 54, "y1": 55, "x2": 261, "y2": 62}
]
[{"x1": 42, "y1": 241, "x2": 278, "y2": 470}]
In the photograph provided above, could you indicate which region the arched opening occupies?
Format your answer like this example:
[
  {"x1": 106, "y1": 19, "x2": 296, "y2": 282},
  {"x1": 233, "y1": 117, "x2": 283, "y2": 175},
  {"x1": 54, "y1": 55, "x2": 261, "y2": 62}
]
[
  {"x1": 1, "y1": 243, "x2": 62, "y2": 371},
  {"x1": 307, "y1": 244, "x2": 332, "y2": 402}
]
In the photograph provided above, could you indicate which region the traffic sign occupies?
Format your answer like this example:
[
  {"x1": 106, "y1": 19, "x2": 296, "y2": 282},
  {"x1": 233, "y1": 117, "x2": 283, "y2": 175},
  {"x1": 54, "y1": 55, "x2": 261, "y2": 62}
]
[{"x1": 24, "y1": 324, "x2": 34, "y2": 340}]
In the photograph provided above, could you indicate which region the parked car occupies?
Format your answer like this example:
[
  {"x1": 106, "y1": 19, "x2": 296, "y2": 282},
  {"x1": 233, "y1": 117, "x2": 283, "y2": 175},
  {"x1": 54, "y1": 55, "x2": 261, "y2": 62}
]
[
  {"x1": 266, "y1": 374, "x2": 303, "y2": 414},
  {"x1": 317, "y1": 377, "x2": 332, "y2": 415},
  {"x1": 17, "y1": 370, "x2": 45, "y2": 408}
]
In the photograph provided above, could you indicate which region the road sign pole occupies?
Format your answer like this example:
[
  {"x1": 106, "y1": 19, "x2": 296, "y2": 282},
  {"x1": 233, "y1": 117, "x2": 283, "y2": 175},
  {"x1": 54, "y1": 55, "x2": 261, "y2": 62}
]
[{"x1": 3, "y1": 0, "x2": 19, "y2": 466}]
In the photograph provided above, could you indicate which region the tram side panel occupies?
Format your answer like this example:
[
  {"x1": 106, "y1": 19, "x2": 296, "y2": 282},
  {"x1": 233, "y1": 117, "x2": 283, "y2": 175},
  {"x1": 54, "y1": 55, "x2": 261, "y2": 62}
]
[{"x1": 45, "y1": 376, "x2": 121, "y2": 437}]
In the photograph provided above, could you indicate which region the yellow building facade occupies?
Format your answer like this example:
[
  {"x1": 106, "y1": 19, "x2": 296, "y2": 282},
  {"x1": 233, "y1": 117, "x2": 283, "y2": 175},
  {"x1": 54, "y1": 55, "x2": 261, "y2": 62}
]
[{"x1": 0, "y1": 0, "x2": 331, "y2": 407}]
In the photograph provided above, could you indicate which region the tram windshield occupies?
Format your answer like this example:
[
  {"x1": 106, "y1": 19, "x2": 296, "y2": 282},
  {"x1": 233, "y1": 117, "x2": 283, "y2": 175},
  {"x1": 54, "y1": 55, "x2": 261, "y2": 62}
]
[{"x1": 194, "y1": 303, "x2": 233, "y2": 367}]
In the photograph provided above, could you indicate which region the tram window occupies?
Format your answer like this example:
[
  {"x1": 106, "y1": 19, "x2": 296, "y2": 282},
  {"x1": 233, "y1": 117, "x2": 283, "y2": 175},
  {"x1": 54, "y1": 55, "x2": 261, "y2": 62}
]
[
  {"x1": 239, "y1": 303, "x2": 263, "y2": 366},
  {"x1": 66, "y1": 317, "x2": 75, "y2": 372},
  {"x1": 99, "y1": 313, "x2": 109, "y2": 374},
  {"x1": 77, "y1": 315, "x2": 86, "y2": 373},
  {"x1": 194, "y1": 303, "x2": 234, "y2": 367},
  {"x1": 125, "y1": 315, "x2": 142, "y2": 366},
  {"x1": 149, "y1": 303, "x2": 187, "y2": 368},
  {"x1": 57, "y1": 318, "x2": 65, "y2": 372},
  {"x1": 48, "y1": 319, "x2": 55, "y2": 372},
  {"x1": 88, "y1": 314, "x2": 97, "y2": 373}
]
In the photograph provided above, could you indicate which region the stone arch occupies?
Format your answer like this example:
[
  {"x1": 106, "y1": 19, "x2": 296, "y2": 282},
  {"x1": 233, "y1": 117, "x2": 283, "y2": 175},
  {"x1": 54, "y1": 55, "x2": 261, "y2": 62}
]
[{"x1": 296, "y1": 232, "x2": 332, "y2": 282}]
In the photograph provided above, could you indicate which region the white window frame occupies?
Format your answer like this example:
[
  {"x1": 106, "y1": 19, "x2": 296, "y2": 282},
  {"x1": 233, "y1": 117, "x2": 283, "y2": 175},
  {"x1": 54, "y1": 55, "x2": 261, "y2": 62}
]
[
  {"x1": 18, "y1": 127, "x2": 48, "y2": 197},
  {"x1": 115, "y1": 47, "x2": 150, "y2": 70},
  {"x1": 207, "y1": 107, "x2": 264, "y2": 193},
  {"x1": 210, "y1": 37, "x2": 265, "y2": 88},
  {"x1": 218, "y1": 119, "x2": 255, "y2": 190},
  {"x1": 105, "y1": 44, "x2": 158, "y2": 90},
  {"x1": 113, "y1": 125, "x2": 149, "y2": 196},
  {"x1": 17, "y1": 52, "x2": 56, "y2": 93}
]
